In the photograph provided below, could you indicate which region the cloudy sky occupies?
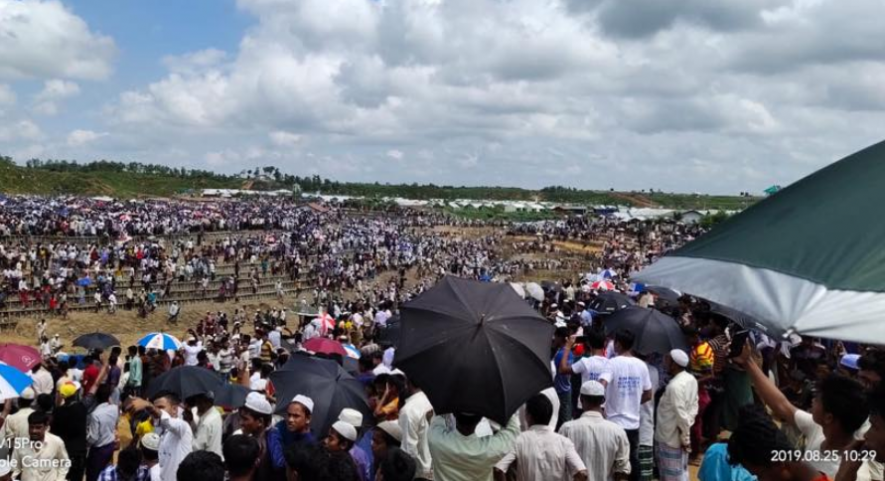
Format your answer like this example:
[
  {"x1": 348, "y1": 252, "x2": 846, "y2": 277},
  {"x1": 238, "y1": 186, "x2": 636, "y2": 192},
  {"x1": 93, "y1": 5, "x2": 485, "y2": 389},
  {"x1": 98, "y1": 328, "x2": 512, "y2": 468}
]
[{"x1": 1, "y1": 0, "x2": 884, "y2": 194}]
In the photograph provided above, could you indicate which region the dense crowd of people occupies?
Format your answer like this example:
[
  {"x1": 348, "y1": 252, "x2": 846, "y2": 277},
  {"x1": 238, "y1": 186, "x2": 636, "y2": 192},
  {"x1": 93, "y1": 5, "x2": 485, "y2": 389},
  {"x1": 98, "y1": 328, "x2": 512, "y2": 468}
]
[{"x1": 0, "y1": 195, "x2": 881, "y2": 481}]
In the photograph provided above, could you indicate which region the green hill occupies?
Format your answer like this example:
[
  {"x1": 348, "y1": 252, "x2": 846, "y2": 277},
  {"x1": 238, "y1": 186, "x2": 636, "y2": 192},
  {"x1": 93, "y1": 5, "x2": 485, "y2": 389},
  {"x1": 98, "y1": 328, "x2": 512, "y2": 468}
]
[{"x1": 0, "y1": 156, "x2": 757, "y2": 209}]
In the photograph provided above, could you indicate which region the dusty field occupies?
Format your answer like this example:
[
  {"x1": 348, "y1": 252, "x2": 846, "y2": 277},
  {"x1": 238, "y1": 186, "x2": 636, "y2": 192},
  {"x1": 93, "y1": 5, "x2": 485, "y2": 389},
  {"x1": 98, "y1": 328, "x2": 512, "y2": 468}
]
[{"x1": 2, "y1": 298, "x2": 294, "y2": 349}]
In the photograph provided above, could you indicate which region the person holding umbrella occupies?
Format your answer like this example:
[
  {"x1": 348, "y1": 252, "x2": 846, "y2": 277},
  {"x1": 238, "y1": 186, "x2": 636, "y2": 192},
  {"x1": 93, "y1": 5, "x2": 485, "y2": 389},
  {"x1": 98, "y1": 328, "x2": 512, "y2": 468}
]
[
  {"x1": 493, "y1": 394, "x2": 587, "y2": 481},
  {"x1": 428, "y1": 411, "x2": 520, "y2": 481},
  {"x1": 599, "y1": 330, "x2": 653, "y2": 481}
]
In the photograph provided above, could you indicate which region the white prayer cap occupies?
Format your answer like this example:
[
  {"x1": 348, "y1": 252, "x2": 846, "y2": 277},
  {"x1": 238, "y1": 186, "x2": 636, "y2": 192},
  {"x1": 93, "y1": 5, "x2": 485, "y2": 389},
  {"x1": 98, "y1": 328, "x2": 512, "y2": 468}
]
[
  {"x1": 291, "y1": 394, "x2": 314, "y2": 414},
  {"x1": 669, "y1": 349, "x2": 690, "y2": 368},
  {"x1": 244, "y1": 392, "x2": 273, "y2": 415},
  {"x1": 331, "y1": 420, "x2": 358, "y2": 442}
]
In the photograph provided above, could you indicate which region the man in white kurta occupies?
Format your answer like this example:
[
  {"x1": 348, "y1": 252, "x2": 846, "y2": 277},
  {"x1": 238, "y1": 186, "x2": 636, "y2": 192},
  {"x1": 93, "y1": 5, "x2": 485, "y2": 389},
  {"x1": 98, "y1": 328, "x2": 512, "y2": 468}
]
[{"x1": 654, "y1": 349, "x2": 698, "y2": 481}]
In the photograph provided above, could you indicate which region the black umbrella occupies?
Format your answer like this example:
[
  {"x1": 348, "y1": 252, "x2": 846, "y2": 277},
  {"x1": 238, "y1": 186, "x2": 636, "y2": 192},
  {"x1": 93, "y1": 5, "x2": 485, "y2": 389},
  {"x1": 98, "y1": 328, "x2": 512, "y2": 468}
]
[
  {"x1": 645, "y1": 286, "x2": 681, "y2": 303},
  {"x1": 588, "y1": 291, "x2": 636, "y2": 314},
  {"x1": 394, "y1": 276, "x2": 554, "y2": 425},
  {"x1": 270, "y1": 355, "x2": 370, "y2": 438},
  {"x1": 146, "y1": 366, "x2": 225, "y2": 401},
  {"x1": 603, "y1": 306, "x2": 688, "y2": 355},
  {"x1": 377, "y1": 317, "x2": 401, "y2": 348},
  {"x1": 72, "y1": 332, "x2": 121, "y2": 351},
  {"x1": 706, "y1": 300, "x2": 779, "y2": 337},
  {"x1": 214, "y1": 383, "x2": 251, "y2": 409}
]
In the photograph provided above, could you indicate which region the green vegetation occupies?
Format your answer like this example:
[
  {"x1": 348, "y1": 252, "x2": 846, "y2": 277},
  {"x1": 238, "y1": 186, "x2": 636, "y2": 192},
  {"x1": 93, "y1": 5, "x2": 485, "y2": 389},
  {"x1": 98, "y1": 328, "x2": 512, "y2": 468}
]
[{"x1": 0, "y1": 156, "x2": 758, "y2": 209}]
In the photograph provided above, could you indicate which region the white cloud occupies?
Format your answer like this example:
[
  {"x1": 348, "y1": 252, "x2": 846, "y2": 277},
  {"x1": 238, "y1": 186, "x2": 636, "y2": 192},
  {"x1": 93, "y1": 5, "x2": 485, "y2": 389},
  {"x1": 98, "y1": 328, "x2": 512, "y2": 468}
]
[
  {"x1": 0, "y1": 0, "x2": 116, "y2": 80},
  {"x1": 0, "y1": 84, "x2": 15, "y2": 106},
  {"x1": 88, "y1": 0, "x2": 885, "y2": 193},
  {"x1": 66, "y1": 129, "x2": 108, "y2": 146},
  {"x1": 269, "y1": 131, "x2": 303, "y2": 147},
  {"x1": 162, "y1": 49, "x2": 228, "y2": 74},
  {"x1": 0, "y1": 120, "x2": 42, "y2": 142},
  {"x1": 33, "y1": 79, "x2": 80, "y2": 116}
]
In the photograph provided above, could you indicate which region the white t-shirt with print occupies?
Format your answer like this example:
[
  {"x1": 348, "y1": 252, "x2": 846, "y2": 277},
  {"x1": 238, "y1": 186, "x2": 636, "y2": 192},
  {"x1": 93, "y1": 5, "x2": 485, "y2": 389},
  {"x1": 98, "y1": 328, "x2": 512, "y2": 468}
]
[{"x1": 600, "y1": 356, "x2": 653, "y2": 430}]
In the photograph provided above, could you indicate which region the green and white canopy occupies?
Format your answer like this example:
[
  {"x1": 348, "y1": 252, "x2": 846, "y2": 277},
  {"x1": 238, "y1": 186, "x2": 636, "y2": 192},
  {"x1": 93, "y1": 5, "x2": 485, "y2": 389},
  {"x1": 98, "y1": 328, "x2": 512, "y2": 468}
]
[{"x1": 636, "y1": 140, "x2": 885, "y2": 343}]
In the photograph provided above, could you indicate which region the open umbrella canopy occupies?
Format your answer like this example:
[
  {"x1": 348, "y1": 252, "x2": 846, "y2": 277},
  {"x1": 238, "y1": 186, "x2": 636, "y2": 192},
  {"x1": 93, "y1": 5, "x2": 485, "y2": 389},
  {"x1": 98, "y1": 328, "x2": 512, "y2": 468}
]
[
  {"x1": 137, "y1": 333, "x2": 182, "y2": 351},
  {"x1": 705, "y1": 300, "x2": 779, "y2": 337},
  {"x1": 636, "y1": 140, "x2": 885, "y2": 343},
  {"x1": 525, "y1": 282, "x2": 545, "y2": 302},
  {"x1": 377, "y1": 317, "x2": 401, "y2": 348},
  {"x1": 0, "y1": 363, "x2": 33, "y2": 401},
  {"x1": 73, "y1": 333, "x2": 120, "y2": 351},
  {"x1": 590, "y1": 280, "x2": 616, "y2": 291},
  {"x1": 0, "y1": 344, "x2": 41, "y2": 371},
  {"x1": 395, "y1": 276, "x2": 554, "y2": 425},
  {"x1": 646, "y1": 286, "x2": 681, "y2": 303},
  {"x1": 303, "y1": 338, "x2": 347, "y2": 357},
  {"x1": 146, "y1": 366, "x2": 225, "y2": 401},
  {"x1": 214, "y1": 383, "x2": 251, "y2": 409},
  {"x1": 588, "y1": 291, "x2": 636, "y2": 314},
  {"x1": 510, "y1": 282, "x2": 526, "y2": 299},
  {"x1": 270, "y1": 355, "x2": 370, "y2": 438},
  {"x1": 603, "y1": 306, "x2": 688, "y2": 355}
]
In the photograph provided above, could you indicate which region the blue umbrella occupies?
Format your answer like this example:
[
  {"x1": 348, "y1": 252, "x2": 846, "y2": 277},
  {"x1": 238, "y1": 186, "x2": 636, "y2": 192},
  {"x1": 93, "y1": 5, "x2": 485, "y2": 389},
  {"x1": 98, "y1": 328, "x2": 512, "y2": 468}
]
[
  {"x1": 137, "y1": 333, "x2": 182, "y2": 351},
  {"x1": 0, "y1": 363, "x2": 33, "y2": 401},
  {"x1": 77, "y1": 277, "x2": 93, "y2": 287}
]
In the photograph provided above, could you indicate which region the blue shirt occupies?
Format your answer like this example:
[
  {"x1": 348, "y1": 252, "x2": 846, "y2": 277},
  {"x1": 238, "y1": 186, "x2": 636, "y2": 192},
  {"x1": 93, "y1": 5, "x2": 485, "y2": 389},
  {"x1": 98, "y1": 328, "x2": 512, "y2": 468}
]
[
  {"x1": 273, "y1": 420, "x2": 316, "y2": 449},
  {"x1": 356, "y1": 428, "x2": 375, "y2": 481},
  {"x1": 350, "y1": 444, "x2": 372, "y2": 481},
  {"x1": 554, "y1": 348, "x2": 574, "y2": 394},
  {"x1": 698, "y1": 443, "x2": 757, "y2": 481}
]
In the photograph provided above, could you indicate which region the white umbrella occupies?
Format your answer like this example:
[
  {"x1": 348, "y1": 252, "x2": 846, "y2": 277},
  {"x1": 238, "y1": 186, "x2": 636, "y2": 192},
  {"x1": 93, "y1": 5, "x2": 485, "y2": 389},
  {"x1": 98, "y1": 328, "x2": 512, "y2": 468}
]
[
  {"x1": 525, "y1": 282, "x2": 544, "y2": 301},
  {"x1": 510, "y1": 283, "x2": 526, "y2": 299}
]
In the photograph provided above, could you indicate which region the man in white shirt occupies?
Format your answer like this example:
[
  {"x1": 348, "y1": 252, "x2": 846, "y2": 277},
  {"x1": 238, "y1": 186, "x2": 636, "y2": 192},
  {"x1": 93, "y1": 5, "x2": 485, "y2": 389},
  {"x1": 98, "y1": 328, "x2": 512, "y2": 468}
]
[
  {"x1": 182, "y1": 332, "x2": 203, "y2": 367},
  {"x1": 654, "y1": 350, "x2": 698, "y2": 481},
  {"x1": 495, "y1": 394, "x2": 587, "y2": 481},
  {"x1": 6, "y1": 387, "x2": 36, "y2": 446},
  {"x1": 429, "y1": 412, "x2": 520, "y2": 481},
  {"x1": 638, "y1": 357, "x2": 659, "y2": 481},
  {"x1": 599, "y1": 330, "x2": 652, "y2": 481},
  {"x1": 31, "y1": 362, "x2": 55, "y2": 396},
  {"x1": 560, "y1": 380, "x2": 631, "y2": 481},
  {"x1": 560, "y1": 330, "x2": 609, "y2": 409},
  {"x1": 399, "y1": 379, "x2": 434, "y2": 480},
  {"x1": 12, "y1": 411, "x2": 70, "y2": 481},
  {"x1": 267, "y1": 327, "x2": 282, "y2": 350},
  {"x1": 132, "y1": 394, "x2": 193, "y2": 481},
  {"x1": 190, "y1": 393, "x2": 223, "y2": 459}
]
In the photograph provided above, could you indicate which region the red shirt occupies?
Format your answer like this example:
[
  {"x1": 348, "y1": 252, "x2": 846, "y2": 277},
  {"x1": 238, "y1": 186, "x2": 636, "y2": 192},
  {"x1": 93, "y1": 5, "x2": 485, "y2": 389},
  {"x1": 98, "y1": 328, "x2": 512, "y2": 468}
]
[{"x1": 82, "y1": 364, "x2": 100, "y2": 394}]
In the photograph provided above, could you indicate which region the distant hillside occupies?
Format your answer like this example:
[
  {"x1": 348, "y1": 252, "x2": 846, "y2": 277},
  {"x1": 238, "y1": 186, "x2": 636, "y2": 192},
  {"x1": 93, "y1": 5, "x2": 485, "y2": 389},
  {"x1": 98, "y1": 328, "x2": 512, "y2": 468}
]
[{"x1": 0, "y1": 156, "x2": 758, "y2": 209}]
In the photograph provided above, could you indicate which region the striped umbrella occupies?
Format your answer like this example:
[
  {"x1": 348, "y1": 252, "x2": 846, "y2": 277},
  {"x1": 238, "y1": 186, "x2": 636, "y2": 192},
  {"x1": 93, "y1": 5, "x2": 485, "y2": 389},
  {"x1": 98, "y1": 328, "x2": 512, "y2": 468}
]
[
  {"x1": 0, "y1": 362, "x2": 33, "y2": 401},
  {"x1": 590, "y1": 280, "x2": 615, "y2": 291},
  {"x1": 137, "y1": 333, "x2": 182, "y2": 351},
  {"x1": 343, "y1": 344, "x2": 361, "y2": 359},
  {"x1": 635, "y1": 140, "x2": 885, "y2": 342},
  {"x1": 314, "y1": 313, "x2": 336, "y2": 336}
]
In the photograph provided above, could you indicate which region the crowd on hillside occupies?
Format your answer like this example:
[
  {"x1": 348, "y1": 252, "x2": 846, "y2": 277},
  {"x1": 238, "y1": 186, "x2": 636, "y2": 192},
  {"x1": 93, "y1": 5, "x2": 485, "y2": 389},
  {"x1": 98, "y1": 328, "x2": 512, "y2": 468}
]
[
  {"x1": 1, "y1": 197, "x2": 881, "y2": 481},
  {"x1": 3, "y1": 269, "x2": 885, "y2": 481}
]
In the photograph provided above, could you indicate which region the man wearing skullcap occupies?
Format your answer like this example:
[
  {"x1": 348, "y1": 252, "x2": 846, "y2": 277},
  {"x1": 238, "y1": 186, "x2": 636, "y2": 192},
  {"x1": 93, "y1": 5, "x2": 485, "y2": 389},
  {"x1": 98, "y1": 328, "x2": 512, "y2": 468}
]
[{"x1": 654, "y1": 350, "x2": 698, "y2": 481}]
